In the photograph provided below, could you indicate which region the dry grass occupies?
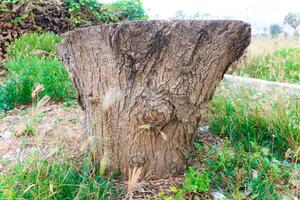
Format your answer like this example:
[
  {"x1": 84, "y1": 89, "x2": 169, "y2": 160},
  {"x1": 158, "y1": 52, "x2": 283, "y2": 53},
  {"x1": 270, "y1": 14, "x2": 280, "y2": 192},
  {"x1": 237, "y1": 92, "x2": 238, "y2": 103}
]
[
  {"x1": 127, "y1": 167, "x2": 143, "y2": 198},
  {"x1": 247, "y1": 36, "x2": 300, "y2": 56}
]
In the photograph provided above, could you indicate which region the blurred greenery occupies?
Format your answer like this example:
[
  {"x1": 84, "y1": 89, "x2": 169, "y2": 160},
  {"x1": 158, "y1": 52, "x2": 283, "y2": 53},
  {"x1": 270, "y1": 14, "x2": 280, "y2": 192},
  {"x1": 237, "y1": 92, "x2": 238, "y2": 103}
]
[{"x1": 236, "y1": 48, "x2": 300, "y2": 83}]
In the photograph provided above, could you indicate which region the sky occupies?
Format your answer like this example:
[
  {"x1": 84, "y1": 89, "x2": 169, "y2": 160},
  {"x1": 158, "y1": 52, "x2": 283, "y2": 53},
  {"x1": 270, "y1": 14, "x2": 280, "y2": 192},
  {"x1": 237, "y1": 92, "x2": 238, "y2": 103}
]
[{"x1": 101, "y1": 0, "x2": 300, "y2": 35}]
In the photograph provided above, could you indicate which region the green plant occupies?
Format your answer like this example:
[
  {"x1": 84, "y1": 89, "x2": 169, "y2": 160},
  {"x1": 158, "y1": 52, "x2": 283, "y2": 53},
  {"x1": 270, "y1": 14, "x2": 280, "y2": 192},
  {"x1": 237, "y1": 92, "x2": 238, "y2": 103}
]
[
  {"x1": 182, "y1": 167, "x2": 211, "y2": 193},
  {"x1": 157, "y1": 167, "x2": 211, "y2": 200},
  {"x1": 6, "y1": 32, "x2": 61, "y2": 58},
  {"x1": 23, "y1": 123, "x2": 36, "y2": 136},
  {"x1": 202, "y1": 86, "x2": 300, "y2": 199},
  {"x1": 1, "y1": 56, "x2": 76, "y2": 110},
  {"x1": 0, "y1": 150, "x2": 123, "y2": 199},
  {"x1": 199, "y1": 142, "x2": 297, "y2": 200},
  {"x1": 0, "y1": 112, "x2": 6, "y2": 119},
  {"x1": 207, "y1": 87, "x2": 300, "y2": 159},
  {"x1": 236, "y1": 47, "x2": 300, "y2": 83},
  {"x1": 65, "y1": 0, "x2": 148, "y2": 26},
  {"x1": 103, "y1": 0, "x2": 148, "y2": 22},
  {"x1": 0, "y1": 32, "x2": 76, "y2": 110}
]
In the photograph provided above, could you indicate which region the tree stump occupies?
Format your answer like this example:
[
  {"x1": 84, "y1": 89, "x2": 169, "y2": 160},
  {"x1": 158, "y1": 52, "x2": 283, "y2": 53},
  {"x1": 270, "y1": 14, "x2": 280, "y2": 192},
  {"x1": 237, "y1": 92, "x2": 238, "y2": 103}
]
[{"x1": 56, "y1": 20, "x2": 250, "y2": 179}]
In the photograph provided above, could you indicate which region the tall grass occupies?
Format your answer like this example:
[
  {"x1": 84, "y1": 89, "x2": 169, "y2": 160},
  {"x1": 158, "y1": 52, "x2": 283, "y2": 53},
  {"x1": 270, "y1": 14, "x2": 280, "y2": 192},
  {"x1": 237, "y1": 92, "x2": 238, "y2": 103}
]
[
  {"x1": 236, "y1": 48, "x2": 300, "y2": 83},
  {"x1": 207, "y1": 86, "x2": 300, "y2": 159},
  {"x1": 235, "y1": 37, "x2": 300, "y2": 83}
]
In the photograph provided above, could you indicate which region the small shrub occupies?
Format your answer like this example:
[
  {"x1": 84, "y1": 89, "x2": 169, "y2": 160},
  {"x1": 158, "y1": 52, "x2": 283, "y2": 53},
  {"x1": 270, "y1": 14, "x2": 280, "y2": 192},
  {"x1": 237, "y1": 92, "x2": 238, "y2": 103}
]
[
  {"x1": 65, "y1": 0, "x2": 148, "y2": 26},
  {"x1": 182, "y1": 167, "x2": 211, "y2": 193}
]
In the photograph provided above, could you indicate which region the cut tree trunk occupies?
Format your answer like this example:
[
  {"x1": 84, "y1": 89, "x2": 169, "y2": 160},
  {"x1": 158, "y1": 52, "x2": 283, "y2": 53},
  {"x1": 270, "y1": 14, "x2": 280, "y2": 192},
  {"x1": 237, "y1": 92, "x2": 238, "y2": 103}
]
[{"x1": 56, "y1": 20, "x2": 250, "y2": 179}]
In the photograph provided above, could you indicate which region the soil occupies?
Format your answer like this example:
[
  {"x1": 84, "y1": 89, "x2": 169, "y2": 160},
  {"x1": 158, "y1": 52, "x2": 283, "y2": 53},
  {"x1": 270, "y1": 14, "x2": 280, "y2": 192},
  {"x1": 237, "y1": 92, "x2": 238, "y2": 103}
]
[{"x1": 0, "y1": 103, "x2": 84, "y2": 173}]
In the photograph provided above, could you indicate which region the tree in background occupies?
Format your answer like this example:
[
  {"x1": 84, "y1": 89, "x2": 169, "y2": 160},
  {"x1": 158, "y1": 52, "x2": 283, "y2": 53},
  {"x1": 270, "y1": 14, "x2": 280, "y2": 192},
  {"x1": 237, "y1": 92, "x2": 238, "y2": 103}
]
[
  {"x1": 269, "y1": 24, "x2": 283, "y2": 37},
  {"x1": 174, "y1": 10, "x2": 187, "y2": 19},
  {"x1": 173, "y1": 10, "x2": 210, "y2": 20},
  {"x1": 284, "y1": 12, "x2": 300, "y2": 36}
]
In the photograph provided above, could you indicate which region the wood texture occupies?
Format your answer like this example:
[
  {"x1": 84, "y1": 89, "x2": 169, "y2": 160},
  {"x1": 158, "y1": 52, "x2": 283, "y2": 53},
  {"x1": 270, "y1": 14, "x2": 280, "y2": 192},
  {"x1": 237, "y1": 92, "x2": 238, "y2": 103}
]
[{"x1": 56, "y1": 20, "x2": 251, "y2": 179}]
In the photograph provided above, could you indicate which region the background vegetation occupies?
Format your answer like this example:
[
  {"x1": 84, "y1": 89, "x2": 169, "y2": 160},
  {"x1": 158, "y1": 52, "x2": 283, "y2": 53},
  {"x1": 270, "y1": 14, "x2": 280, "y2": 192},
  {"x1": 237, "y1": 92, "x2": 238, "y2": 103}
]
[{"x1": 0, "y1": 33, "x2": 76, "y2": 110}]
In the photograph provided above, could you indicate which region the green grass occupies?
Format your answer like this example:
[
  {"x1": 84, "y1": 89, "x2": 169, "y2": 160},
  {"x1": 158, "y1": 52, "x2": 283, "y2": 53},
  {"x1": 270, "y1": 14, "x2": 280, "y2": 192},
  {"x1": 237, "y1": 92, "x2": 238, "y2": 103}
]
[
  {"x1": 205, "y1": 87, "x2": 299, "y2": 199},
  {"x1": 236, "y1": 48, "x2": 300, "y2": 83},
  {"x1": 6, "y1": 32, "x2": 61, "y2": 58},
  {"x1": 0, "y1": 32, "x2": 76, "y2": 110},
  {"x1": 0, "y1": 150, "x2": 123, "y2": 199},
  {"x1": 196, "y1": 142, "x2": 298, "y2": 200},
  {"x1": 158, "y1": 140, "x2": 299, "y2": 200},
  {"x1": 208, "y1": 86, "x2": 300, "y2": 159}
]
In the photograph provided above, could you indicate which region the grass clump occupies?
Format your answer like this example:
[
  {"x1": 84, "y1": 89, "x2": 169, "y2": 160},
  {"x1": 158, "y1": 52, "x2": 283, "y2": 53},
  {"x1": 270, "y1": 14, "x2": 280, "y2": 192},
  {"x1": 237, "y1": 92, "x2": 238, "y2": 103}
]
[
  {"x1": 0, "y1": 32, "x2": 76, "y2": 110},
  {"x1": 208, "y1": 87, "x2": 300, "y2": 159},
  {"x1": 236, "y1": 47, "x2": 300, "y2": 83},
  {"x1": 0, "y1": 151, "x2": 122, "y2": 199}
]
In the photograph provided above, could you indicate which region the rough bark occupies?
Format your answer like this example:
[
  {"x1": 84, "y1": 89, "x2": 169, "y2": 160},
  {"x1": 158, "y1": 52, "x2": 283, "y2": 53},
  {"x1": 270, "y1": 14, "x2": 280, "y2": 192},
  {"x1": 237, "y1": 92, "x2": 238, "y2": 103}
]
[{"x1": 56, "y1": 20, "x2": 250, "y2": 179}]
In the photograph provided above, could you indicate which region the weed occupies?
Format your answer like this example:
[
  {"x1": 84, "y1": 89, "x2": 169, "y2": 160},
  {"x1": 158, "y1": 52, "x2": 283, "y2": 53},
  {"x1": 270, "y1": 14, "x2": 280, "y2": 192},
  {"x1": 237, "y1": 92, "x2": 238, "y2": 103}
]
[
  {"x1": 158, "y1": 167, "x2": 211, "y2": 200},
  {"x1": 0, "y1": 111, "x2": 5, "y2": 119},
  {"x1": 24, "y1": 123, "x2": 36, "y2": 136},
  {"x1": 182, "y1": 167, "x2": 210, "y2": 193}
]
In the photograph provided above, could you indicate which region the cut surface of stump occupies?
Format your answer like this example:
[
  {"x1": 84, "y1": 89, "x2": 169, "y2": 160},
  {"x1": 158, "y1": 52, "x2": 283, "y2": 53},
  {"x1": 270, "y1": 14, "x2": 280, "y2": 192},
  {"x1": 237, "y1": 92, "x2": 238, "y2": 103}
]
[{"x1": 56, "y1": 20, "x2": 250, "y2": 179}]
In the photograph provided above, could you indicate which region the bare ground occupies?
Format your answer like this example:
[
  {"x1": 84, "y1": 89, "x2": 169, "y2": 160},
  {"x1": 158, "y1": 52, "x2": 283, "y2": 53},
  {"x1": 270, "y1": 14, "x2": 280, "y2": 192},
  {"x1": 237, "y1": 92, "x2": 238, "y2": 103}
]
[{"x1": 0, "y1": 103, "x2": 84, "y2": 173}]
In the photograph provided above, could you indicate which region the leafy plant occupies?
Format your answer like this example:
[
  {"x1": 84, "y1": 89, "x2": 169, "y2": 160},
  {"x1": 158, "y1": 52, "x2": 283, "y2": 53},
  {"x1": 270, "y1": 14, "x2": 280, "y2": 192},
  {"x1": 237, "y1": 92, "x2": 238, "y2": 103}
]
[
  {"x1": 182, "y1": 167, "x2": 211, "y2": 193},
  {"x1": 157, "y1": 167, "x2": 211, "y2": 200},
  {"x1": 65, "y1": 0, "x2": 148, "y2": 26}
]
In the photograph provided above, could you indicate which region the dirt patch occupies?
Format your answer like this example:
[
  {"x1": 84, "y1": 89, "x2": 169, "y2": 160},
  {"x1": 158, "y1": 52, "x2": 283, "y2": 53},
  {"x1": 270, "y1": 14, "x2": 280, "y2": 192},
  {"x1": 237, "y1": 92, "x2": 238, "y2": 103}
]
[{"x1": 0, "y1": 103, "x2": 84, "y2": 172}]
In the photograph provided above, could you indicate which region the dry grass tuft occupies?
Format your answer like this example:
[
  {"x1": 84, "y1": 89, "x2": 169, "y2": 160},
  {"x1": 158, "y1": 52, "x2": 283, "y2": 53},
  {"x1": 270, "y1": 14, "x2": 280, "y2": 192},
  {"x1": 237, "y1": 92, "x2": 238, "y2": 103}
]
[{"x1": 127, "y1": 167, "x2": 143, "y2": 196}]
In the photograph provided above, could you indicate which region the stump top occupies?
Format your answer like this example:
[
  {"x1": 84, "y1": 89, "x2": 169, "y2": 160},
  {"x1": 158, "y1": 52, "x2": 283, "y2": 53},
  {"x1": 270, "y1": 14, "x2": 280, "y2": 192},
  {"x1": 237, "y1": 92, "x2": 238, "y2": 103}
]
[{"x1": 62, "y1": 20, "x2": 250, "y2": 35}]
